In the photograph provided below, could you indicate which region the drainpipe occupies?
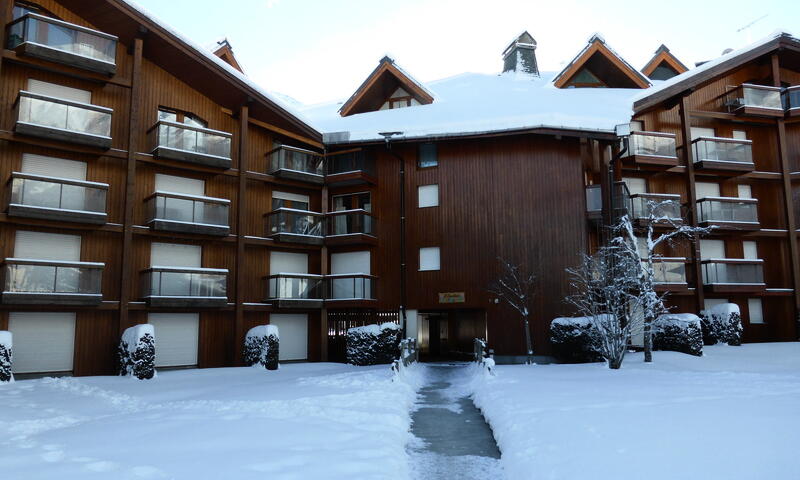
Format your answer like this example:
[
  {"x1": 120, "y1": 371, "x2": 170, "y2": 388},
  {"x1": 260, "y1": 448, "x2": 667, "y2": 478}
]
[
  {"x1": 380, "y1": 132, "x2": 407, "y2": 338},
  {"x1": 606, "y1": 124, "x2": 631, "y2": 243}
]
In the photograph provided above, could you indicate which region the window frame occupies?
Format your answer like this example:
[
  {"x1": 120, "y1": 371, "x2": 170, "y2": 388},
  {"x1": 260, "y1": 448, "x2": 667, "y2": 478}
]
[
  {"x1": 417, "y1": 142, "x2": 438, "y2": 169},
  {"x1": 419, "y1": 246, "x2": 441, "y2": 271}
]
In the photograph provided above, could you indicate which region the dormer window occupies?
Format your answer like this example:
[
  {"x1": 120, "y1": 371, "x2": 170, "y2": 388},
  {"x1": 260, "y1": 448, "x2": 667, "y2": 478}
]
[
  {"x1": 339, "y1": 56, "x2": 433, "y2": 117},
  {"x1": 381, "y1": 88, "x2": 419, "y2": 110}
]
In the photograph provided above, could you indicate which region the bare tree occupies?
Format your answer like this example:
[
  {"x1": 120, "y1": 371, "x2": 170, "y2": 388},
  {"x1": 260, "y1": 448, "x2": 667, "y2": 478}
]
[
  {"x1": 566, "y1": 245, "x2": 643, "y2": 369},
  {"x1": 612, "y1": 198, "x2": 711, "y2": 363},
  {"x1": 489, "y1": 258, "x2": 535, "y2": 363}
]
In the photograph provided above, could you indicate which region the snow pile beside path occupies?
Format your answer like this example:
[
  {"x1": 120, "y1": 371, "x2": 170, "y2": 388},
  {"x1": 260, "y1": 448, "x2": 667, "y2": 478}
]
[
  {"x1": 0, "y1": 331, "x2": 12, "y2": 383},
  {"x1": 0, "y1": 362, "x2": 424, "y2": 479},
  {"x1": 469, "y1": 343, "x2": 800, "y2": 480}
]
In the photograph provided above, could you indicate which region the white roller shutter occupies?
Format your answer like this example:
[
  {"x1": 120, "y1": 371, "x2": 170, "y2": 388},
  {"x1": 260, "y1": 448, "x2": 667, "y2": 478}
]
[
  {"x1": 419, "y1": 247, "x2": 440, "y2": 271},
  {"x1": 27, "y1": 79, "x2": 91, "y2": 103},
  {"x1": 737, "y1": 184, "x2": 753, "y2": 199},
  {"x1": 270, "y1": 251, "x2": 308, "y2": 274},
  {"x1": 9, "y1": 312, "x2": 75, "y2": 374},
  {"x1": 148, "y1": 313, "x2": 199, "y2": 367},
  {"x1": 14, "y1": 230, "x2": 81, "y2": 261},
  {"x1": 700, "y1": 239, "x2": 725, "y2": 260},
  {"x1": 743, "y1": 241, "x2": 758, "y2": 260},
  {"x1": 418, "y1": 184, "x2": 439, "y2": 208},
  {"x1": 331, "y1": 251, "x2": 370, "y2": 274},
  {"x1": 21, "y1": 153, "x2": 87, "y2": 180},
  {"x1": 154, "y1": 174, "x2": 205, "y2": 196},
  {"x1": 272, "y1": 191, "x2": 310, "y2": 204},
  {"x1": 151, "y1": 242, "x2": 201, "y2": 268},
  {"x1": 622, "y1": 177, "x2": 647, "y2": 195},
  {"x1": 690, "y1": 127, "x2": 715, "y2": 140},
  {"x1": 269, "y1": 313, "x2": 307, "y2": 361},
  {"x1": 695, "y1": 182, "x2": 720, "y2": 200}
]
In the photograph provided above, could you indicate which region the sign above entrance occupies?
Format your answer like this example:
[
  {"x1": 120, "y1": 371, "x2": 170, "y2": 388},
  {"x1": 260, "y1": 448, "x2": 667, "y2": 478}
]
[{"x1": 438, "y1": 292, "x2": 465, "y2": 304}]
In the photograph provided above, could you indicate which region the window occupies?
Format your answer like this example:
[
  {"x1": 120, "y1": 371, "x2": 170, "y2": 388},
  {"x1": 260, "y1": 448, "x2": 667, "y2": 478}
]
[
  {"x1": 748, "y1": 298, "x2": 764, "y2": 324},
  {"x1": 418, "y1": 143, "x2": 437, "y2": 168},
  {"x1": 743, "y1": 241, "x2": 758, "y2": 260},
  {"x1": 695, "y1": 182, "x2": 720, "y2": 200},
  {"x1": 622, "y1": 177, "x2": 647, "y2": 195},
  {"x1": 699, "y1": 239, "x2": 725, "y2": 260},
  {"x1": 737, "y1": 184, "x2": 752, "y2": 199},
  {"x1": 418, "y1": 184, "x2": 439, "y2": 208},
  {"x1": 419, "y1": 247, "x2": 440, "y2": 271},
  {"x1": 732, "y1": 130, "x2": 747, "y2": 140},
  {"x1": 272, "y1": 191, "x2": 310, "y2": 211},
  {"x1": 332, "y1": 192, "x2": 371, "y2": 212},
  {"x1": 158, "y1": 107, "x2": 207, "y2": 128}
]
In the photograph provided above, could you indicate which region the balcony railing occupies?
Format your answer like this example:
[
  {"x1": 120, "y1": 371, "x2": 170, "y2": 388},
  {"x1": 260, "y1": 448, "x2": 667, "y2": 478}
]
[
  {"x1": 622, "y1": 131, "x2": 678, "y2": 165},
  {"x1": 15, "y1": 90, "x2": 112, "y2": 148},
  {"x1": 649, "y1": 257, "x2": 688, "y2": 287},
  {"x1": 148, "y1": 121, "x2": 232, "y2": 168},
  {"x1": 266, "y1": 274, "x2": 324, "y2": 308},
  {"x1": 692, "y1": 136, "x2": 753, "y2": 171},
  {"x1": 326, "y1": 210, "x2": 376, "y2": 243},
  {"x1": 265, "y1": 208, "x2": 323, "y2": 245},
  {"x1": 2, "y1": 258, "x2": 103, "y2": 305},
  {"x1": 326, "y1": 274, "x2": 376, "y2": 301},
  {"x1": 326, "y1": 149, "x2": 376, "y2": 185},
  {"x1": 142, "y1": 266, "x2": 228, "y2": 307},
  {"x1": 697, "y1": 197, "x2": 759, "y2": 229},
  {"x1": 629, "y1": 193, "x2": 682, "y2": 222},
  {"x1": 145, "y1": 191, "x2": 230, "y2": 236},
  {"x1": 7, "y1": 172, "x2": 108, "y2": 224},
  {"x1": 784, "y1": 86, "x2": 800, "y2": 116},
  {"x1": 724, "y1": 84, "x2": 783, "y2": 117},
  {"x1": 266, "y1": 145, "x2": 324, "y2": 184},
  {"x1": 7, "y1": 13, "x2": 117, "y2": 74},
  {"x1": 701, "y1": 259, "x2": 765, "y2": 291}
]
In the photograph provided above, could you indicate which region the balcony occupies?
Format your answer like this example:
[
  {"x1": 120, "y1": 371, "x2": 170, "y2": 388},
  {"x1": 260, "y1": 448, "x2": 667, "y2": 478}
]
[
  {"x1": 325, "y1": 274, "x2": 377, "y2": 306},
  {"x1": 691, "y1": 137, "x2": 754, "y2": 173},
  {"x1": 266, "y1": 145, "x2": 324, "y2": 185},
  {"x1": 148, "y1": 121, "x2": 232, "y2": 169},
  {"x1": 629, "y1": 193, "x2": 682, "y2": 226},
  {"x1": 697, "y1": 197, "x2": 759, "y2": 231},
  {"x1": 14, "y1": 91, "x2": 112, "y2": 148},
  {"x1": 265, "y1": 208, "x2": 323, "y2": 245},
  {"x1": 1, "y1": 258, "x2": 103, "y2": 305},
  {"x1": 724, "y1": 84, "x2": 784, "y2": 118},
  {"x1": 145, "y1": 191, "x2": 230, "y2": 236},
  {"x1": 620, "y1": 131, "x2": 679, "y2": 167},
  {"x1": 265, "y1": 274, "x2": 324, "y2": 309},
  {"x1": 326, "y1": 149, "x2": 376, "y2": 186},
  {"x1": 585, "y1": 185, "x2": 602, "y2": 221},
  {"x1": 325, "y1": 210, "x2": 377, "y2": 246},
  {"x1": 142, "y1": 266, "x2": 228, "y2": 307},
  {"x1": 784, "y1": 86, "x2": 800, "y2": 117},
  {"x1": 7, "y1": 172, "x2": 108, "y2": 224},
  {"x1": 649, "y1": 257, "x2": 688, "y2": 292},
  {"x1": 701, "y1": 259, "x2": 765, "y2": 293},
  {"x1": 7, "y1": 13, "x2": 117, "y2": 75}
]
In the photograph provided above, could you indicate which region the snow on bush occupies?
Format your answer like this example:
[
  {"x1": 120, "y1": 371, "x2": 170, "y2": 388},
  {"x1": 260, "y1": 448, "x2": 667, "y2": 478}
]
[
  {"x1": 243, "y1": 325, "x2": 279, "y2": 370},
  {"x1": 701, "y1": 303, "x2": 743, "y2": 346},
  {"x1": 118, "y1": 324, "x2": 156, "y2": 380},
  {"x1": 550, "y1": 317, "x2": 604, "y2": 363},
  {"x1": 653, "y1": 313, "x2": 703, "y2": 357},
  {"x1": 346, "y1": 322, "x2": 401, "y2": 366},
  {"x1": 0, "y1": 331, "x2": 12, "y2": 383}
]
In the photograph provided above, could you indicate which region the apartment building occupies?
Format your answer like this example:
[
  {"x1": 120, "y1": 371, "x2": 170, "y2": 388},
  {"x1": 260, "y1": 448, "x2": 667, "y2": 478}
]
[{"x1": 0, "y1": 1, "x2": 797, "y2": 375}]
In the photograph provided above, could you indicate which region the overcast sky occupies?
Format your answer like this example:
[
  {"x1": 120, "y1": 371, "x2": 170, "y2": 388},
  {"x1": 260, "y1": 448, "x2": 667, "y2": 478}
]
[{"x1": 133, "y1": 0, "x2": 799, "y2": 105}]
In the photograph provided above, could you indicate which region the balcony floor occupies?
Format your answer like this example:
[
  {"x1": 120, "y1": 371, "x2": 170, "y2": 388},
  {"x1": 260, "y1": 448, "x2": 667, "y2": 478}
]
[{"x1": 2, "y1": 292, "x2": 103, "y2": 305}]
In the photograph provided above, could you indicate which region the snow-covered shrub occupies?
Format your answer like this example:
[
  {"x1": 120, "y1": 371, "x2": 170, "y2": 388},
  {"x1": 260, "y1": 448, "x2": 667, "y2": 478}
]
[
  {"x1": 346, "y1": 322, "x2": 401, "y2": 366},
  {"x1": 243, "y1": 325, "x2": 279, "y2": 370},
  {"x1": 701, "y1": 303, "x2": 743, "y2": 346},
  {"x1": 550, "y1": 317, "x2": 603, "y2": 363},
  {"x1": 0, "y1": 331, "x2": 12, "y2": 383},
  {"x1": 118, "y1": 324, "x2": 155, "y2": 380},
  {"x1": 653, "y1": 314, "x2": 703, "y2": 357}
]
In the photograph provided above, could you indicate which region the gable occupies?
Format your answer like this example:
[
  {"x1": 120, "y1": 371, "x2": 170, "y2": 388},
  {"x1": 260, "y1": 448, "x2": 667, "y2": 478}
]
[
  {"x1": 554, "y1": 36, "x2": 651, "y2": 89},
  {"x1": 642, "y1": 45, "x2": 688, "y2": 81},
  {"x1": 339, "y1": 57, "x2": 434, "y2": 117}
]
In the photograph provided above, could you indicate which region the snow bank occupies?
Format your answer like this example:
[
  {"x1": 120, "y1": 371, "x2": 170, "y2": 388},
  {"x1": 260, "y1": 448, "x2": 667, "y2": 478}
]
[
  {"x1": 701, "y1": 303, "x2": 743, "y2": 346},
  {"x1": 470, "y1": 343, "x2": 800, "y2": 480},
  {"x1": 653, "y1": 313, "x2": 703, "y2": 356},
  {"x1": 550, "y1": 317, "x2": 603, "y2": 363},
  {"x1": 347, "y1": 322, "x2": 401, "y2": 366},
  {"x1": 243, "y1": 325, "x2": 279, "y2": 370},
  {"x1": 118, "y1": 324, "x2": 155, "y2": 380},
  {"x1": 0, "y1": 331, "x2": 12, "y2": 383}
]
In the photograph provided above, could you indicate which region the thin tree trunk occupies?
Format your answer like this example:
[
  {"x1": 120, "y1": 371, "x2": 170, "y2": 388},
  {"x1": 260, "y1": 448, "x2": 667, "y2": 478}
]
[
  {"x1": 522, "y1": 314, "x2": 533, "y2": 363},
  {"x1": 643, "y1": 318, "x2": 653, "y2": 362}
]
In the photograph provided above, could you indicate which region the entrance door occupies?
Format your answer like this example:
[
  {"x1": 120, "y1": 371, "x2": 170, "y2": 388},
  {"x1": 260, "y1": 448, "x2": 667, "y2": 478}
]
[{"x1": 419, "y1": 310, "x2": 485, "y2": 361}]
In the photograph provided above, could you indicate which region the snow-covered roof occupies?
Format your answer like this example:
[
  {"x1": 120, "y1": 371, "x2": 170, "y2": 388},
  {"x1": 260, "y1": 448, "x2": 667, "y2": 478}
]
[
  {"x1": 302, "y1": 72, "x2": 639, "y2": 144},
  {"x1": 552, "y1": 34, "x2": 651, "y2": 89}
]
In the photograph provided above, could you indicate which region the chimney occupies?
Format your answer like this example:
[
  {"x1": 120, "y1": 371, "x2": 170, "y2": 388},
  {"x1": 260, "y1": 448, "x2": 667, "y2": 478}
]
[{"x1": 502, "y1": 31, "x2": 539, "y2": 77}]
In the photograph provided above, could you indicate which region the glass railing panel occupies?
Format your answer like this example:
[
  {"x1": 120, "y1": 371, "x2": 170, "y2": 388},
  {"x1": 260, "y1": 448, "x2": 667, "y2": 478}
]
[
  {"x1": 266, "y1": 275, "x2": 323, "y2": 300},
  {"x1": 9, "y1": 174, "x2": 107, "y2": 213},
  {"x1": 3, "y1": 260, "x2": 102, "y2": 294},
  {"x1": 697, "y1": 199, "x2": 758, "y2": 224},
  {"x1": 784, "y1": 87, "x2": 800, "y2": 111},
  {"x1": 742, "y1": 85, "x2": 783, "y2": 110},
  {"x1": 147, "y1": 193, "x2": 229, "y2": 227},
  {"x1": 585, "y1": 185, "x2": 602, "y2": 214},
  {"x1": 327, "y1": 210, "x2": 375, "y2": 236},
  {"x1": 7, "y1": 13, "x2": 117, "y2": 65},
  {"x1": 650, "y1": 259, "x2": 687, "y2": 284},
  {"x1": 17, "y1": 91, "x2": 112, "y2": 137},
  {"x1": 151, "y1": 122, "x2": 232, "y2": 159},
  {"x1": 146, "y1": 268, "x2": 227, "y2": 298},
  {"x1": 326, "y1": 150, "x2": 375, "y2": 176},
  {"x1": 692, "y1": 138, "x2": 753, "y2": 164},
  {"x1": 630, "y1": 194, "x2": 682, "y2": 220},
  {"x1": 628, "y1": 132, "x2": 677, "y2": 158},
  {"x1": 327, "y1": 275, "x2": 375, "y2": 299},
  {"x1": 702, "y1": 261, "x2": 764, "y2": 284},
  {"x1": 267, "y1": 146, "x2": 324, "y2": 176},
  {"x1": 266, "y1": 209, "x2": 323, "y2": 237}
]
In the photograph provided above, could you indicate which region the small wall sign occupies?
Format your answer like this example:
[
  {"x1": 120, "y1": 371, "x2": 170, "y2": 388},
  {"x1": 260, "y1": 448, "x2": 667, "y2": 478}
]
[{"x1": 438, "y1": 292, "x2": 465, "y2": 303}]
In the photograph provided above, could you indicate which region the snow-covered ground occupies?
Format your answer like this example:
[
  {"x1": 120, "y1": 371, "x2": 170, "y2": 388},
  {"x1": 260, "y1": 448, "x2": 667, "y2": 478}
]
[
  {"x1": 0, "y1": 363, "x2": 422, "y2": 480},
  {"x1": 470, "y1": 343, "x2": 800, "y2": 480}
]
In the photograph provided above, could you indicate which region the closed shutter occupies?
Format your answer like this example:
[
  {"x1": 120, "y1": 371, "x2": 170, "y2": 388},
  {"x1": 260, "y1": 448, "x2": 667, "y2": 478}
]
[
  {"x1": 269, "y1": 313, "x2": 308, "y2": 361},
  {"x1": 151, "y1": 242, "x2": 201, "y2": 268},
  {"x1": 690, "y1": 127, "x2": 715, "y2": 140},
  {"x1": 331, "y1": 251, "x2": 370, "y2": 274},
  {"x1": 737, "y1": 184, "x2": 752, "y2": 199},
  {"x1": 27, "y1": 79, "x2": 91, "y2": 103},
  {"x1": 8, "y1": 312, "x2": 75, "y2": 374},
  {"x1": 21, "y1": 153, "x2": 87, "y2": 180},
  {"x1": 695, "y1": 182, "x2": 720, "y2": 200},
  {"x1": 331, "y1": 251, "x2": 371, "y2": 299},
  {"x1": 272, "y1": 191, "x2": 310, "y2": 204},
  {"x1": 622, "y1": 177, "x2": 647, "y2": 195},
  {"x1": 743, "y1": 241, "x2": 758, "y2": 260},
  {"x1": 14, "y1": 230, "x2": 80, "y2": 261},
  {"x1": 700, "y1": 239, "x2": 725, "y2": 260},
  {"x1": 418, "y1": 184, "x2": 439, "y2": 208},
  {"x1": 148, "y1": 313, "x2": 199, "y2": 367},
  {"x1": 154, "y1": 174, "x2": 204, "y2": 196},
  {"x1": 270, "y1": 251, "x2": 308, "y2": 274}
]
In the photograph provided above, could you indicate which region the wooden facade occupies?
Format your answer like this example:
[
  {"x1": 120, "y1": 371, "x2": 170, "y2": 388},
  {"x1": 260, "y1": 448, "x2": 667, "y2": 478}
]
[{"x1": 1, "y1": 2, "x2": 797, "y2": 375}]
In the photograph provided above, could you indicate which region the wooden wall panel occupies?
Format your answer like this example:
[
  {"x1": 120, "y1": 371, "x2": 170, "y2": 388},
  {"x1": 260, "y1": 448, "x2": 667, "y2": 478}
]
[
  {"x1": 199, "y1": 311, "x2": 234, "y2": 368},
  {"x1": 73, "y1": 310, "x2": 117, "y2": 376}
]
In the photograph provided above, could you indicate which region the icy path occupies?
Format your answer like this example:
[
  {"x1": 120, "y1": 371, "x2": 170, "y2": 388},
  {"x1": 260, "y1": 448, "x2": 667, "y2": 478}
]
[{"x1": 407, "y1": 364, "x2": 504, "y2": 479}]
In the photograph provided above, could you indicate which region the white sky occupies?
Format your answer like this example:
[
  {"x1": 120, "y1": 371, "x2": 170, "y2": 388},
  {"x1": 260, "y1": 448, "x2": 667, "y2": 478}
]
[{"x1": 133, "y1": 0, "x2": 799, "y2": 105}]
